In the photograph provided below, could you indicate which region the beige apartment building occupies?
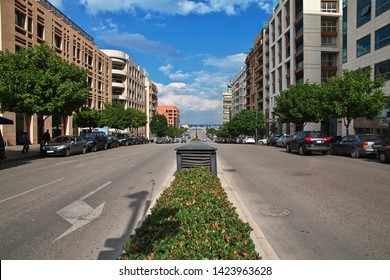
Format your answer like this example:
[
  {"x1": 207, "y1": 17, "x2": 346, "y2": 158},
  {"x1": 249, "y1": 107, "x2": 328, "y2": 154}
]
[
  {"x1": 222, "y1": 80, "x2": 233, "y2": 124},
  {"x1": 145, "y1": 77, "x2": 158, "y2": 139},
  {"x1": 101, "y1": 49, "x2": 148, "y2": 136},
  {"x1": 265, "y1": 0, "x2": 343, "y2": 136},
  {"x1": 343, "y1": 0, "x2": 390, "y2": 134},
  {"x1": 231, "y1": 66, "x2": 247, "y2": 117},
  {"x1": 157, "y1": 105, "x2": 180, "y2": 128},
  {"x1": 0, "y1": 0, "x2": 112, "y2": 145}
]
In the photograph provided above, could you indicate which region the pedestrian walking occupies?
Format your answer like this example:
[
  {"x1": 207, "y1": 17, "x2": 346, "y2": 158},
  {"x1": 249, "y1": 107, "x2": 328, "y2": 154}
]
[
  {"x1": 42, "y1": 130, "x2": 50, "y2": 146},
  {"x1": 21, "y1": 132, "x2": 29, "y2": 153}
]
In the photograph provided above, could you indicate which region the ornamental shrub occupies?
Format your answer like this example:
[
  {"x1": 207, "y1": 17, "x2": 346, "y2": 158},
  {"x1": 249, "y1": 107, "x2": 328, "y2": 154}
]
[{"x1": 120, "y1": 167, "x2": 260, "y2": 260}]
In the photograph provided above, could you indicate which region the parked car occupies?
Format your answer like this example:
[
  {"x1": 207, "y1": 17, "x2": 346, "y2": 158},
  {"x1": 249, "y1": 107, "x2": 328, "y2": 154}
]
[
  {"x1": 80, "y1": 131, "x2": 108, "y2": 152},
  {"x1": 330, "y1": 134, "x2": 383, "y2": 158},
  {"x1": 267, "y1": 133, "x2": 283, "y2": 146},
  {"x1": 275, "y1": 134, "x2": 292, "y2": 148},
  {"x1": 107, "y1": 135, "x2": 119, "y2": 148},
  {"x1": 286, "y1": 131, "x2": 331, "y2": 155},
  {"x1": 138, "y1": 136, "x2": 149, "y2": 144},
  {"x1": 258, "y1": 137, "x2": 268, "y2": 145},
  {"x1": 243, "y1": 137, "x2": 255, "y2": 144},
  {"x1": 156, "y1": 138, "x2": 165, "y2": 144},
  {"x1": 376, "y1": 146, "x2": 390, "y2": 163},
  {"x1": 117, "y1": 134, "x2": 130, "y2": 146},
  {"x1": 42, "y1": 135, "x2": 87, "y2": 157}
]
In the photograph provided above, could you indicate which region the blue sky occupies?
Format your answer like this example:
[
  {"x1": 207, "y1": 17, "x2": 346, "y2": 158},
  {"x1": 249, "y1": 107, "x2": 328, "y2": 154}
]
[{"x1": 50, "y1": 0, "x2": 273, "y2": 124}]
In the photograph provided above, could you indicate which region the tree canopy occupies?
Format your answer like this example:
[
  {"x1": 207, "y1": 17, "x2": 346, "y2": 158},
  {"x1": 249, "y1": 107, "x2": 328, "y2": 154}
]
[
  {"x1": 228, "y1": 109, "x2": 265, "y2": 136},
  {"x1": 0, "y1": 43, "x2": 88, "y2": 116},
  {"x1": 323, "y1": 68, "x2": 386, "y2": 135},
  {"x1": 273, "y1": 82, "x2": 324, "y2": 128},
  {"x1": 150, "y1": 114, "x2": 168, "y2": 137},
  {"x1": 73, "y1": 107, "x2": 101, "y2": 130}
]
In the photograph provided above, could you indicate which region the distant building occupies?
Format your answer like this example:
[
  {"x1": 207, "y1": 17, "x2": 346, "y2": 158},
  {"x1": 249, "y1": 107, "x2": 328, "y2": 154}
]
[
  {"x1": 157, "y1": 106, "x2": 180, "y2": 128},
  {"x1": 0, "y1": 0, "x2": 111, "y2": 145},
  {"x1": 222, "y1": 80, "x2": 233, "y2": 124},
  {"x1": 231, "y1": 67, "x2": 247, "y2": 117},
  {"x1": 145, "y1": 78, "x2": 158, "y2": 139},
  {"x1": 101, "y1": 49, "x2": 147, "y2": 136}
]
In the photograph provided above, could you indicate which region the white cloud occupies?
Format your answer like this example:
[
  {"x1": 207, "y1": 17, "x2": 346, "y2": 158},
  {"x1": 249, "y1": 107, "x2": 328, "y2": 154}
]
[
  {"x1": 97, "y1": 31, "x2": 179, "y2": 58},
  {"x1": 159, "y1": 64, "x2": 191, "y2": 80},
  {"x1": 157, "y1": 83, "x2": 221, "y2": 112},
  {"x1": 203, "y1": 53, "x2": 246, "y2": 71},
  {"x1": 77, "y1": 0, "x2": 273, "y2": 16}
]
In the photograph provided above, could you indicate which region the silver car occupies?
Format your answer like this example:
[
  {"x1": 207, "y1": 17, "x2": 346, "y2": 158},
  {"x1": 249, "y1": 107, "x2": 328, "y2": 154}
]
[{"x1": 43, "y1": 135, "x2": 88, "y2": 157}]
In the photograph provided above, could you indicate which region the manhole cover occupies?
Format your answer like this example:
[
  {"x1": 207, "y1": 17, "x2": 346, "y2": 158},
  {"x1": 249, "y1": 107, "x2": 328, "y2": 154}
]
[{"x1": 259, "y1": 205, "x2": 290, "y2": 217}]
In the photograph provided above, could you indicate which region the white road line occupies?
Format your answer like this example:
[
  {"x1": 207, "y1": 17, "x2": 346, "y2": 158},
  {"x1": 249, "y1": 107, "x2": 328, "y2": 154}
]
[
  {"x1": 0, "y1": 178, "x2": 65, "y2": 204},
  {"x1": 79, "y1": 181, "x2": 112, "y2": 200}
]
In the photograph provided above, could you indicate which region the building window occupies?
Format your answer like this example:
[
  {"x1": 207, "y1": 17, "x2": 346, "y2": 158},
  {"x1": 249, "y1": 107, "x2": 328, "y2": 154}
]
[
  {"x1": 321, "y1": 53, "x2": 337, "y2": 67},
  {"x1": 321, "y1": 18, "x2": 337, "y2": 32},
  {"x1": 37, "y1": 23, "x2": 44, "y2": 39},
  {"x1": 375, "y1": 59, "x2": 390, "y2": 80},
  {"x1": 321, "y1": 1, "x2": 337, "y2": 13},
  {"x1": 375, "y1": 24, "x2": 390, "y2": 50},
  {"x1": 54, "y1": 34, "x2": 62, "y2": 49},
  {"x1": 15, "y1": 10, "x2": 26, "y2": 29},
  {"x1": 376, "y1": 0, "x2": 390, "y2": 16},
  {"x1": 342, "y1": 2, "x2": 348, "y2": 63},
  {"x1": 357, "y1": 0, "x2": 371, "y2": 27},
  {"x1": 322, "y1": 36, "x2": 337, "y2": 48},
  {"x1": 356, "y1": 34, "x2": 371, "y2": 57}
]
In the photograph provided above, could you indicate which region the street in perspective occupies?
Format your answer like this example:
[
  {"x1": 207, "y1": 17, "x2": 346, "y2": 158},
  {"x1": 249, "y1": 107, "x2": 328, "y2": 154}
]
[{"x1": 0, "y1": 127, "x2": 389, "y2": 260}]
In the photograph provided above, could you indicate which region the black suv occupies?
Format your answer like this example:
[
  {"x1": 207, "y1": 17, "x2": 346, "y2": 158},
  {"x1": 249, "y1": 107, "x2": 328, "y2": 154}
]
[
  {"x1": 286, "y1": 131, "x2": 331, "y2": 155},
  {"x1": 80, "y1": 131, "x2": 108, "y2": 152}
]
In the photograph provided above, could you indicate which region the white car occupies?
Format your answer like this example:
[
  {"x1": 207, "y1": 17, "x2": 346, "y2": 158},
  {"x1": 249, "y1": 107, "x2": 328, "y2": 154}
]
[
  {"x1": 258, "y1": 138, "x2": 268, "y2": 145},
  {"x1": 244, "y1": 137, "x2": 255, "y2": 144}
]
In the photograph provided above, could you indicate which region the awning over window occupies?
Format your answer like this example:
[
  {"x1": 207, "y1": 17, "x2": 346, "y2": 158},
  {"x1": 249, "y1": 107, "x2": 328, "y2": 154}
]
[{"x1": 0, "y1": 116, "x2": 14, "y2": 125}]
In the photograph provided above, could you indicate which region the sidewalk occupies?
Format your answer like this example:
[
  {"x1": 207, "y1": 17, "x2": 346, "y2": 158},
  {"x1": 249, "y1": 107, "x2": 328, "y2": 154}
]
[{"x1": 4, "y1": 144, "x2": 43, "y2": 161}]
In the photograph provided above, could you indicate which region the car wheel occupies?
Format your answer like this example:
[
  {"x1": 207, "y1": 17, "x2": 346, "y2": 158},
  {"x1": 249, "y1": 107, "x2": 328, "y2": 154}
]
[
  {"x1": 64, "y1": 149, "x2": 70, "y2": 157},
  {"x1": 378, "y1": 152, "x2": 387, "y2": 163},
  {"x1": 82, "y1": 146, "x2": 87, "y2": 154},
  {"x1": 322, "y1": 151, "x2": 328, "y2": 155},
  {"x1": 351, "y1": 149, "x2": 359, "y2": 158},
  {"x1": 299, "y1": 146, "x2": 306, "y2": 155},
  {"x1": 286, "y1": 144, "x2": 291, "y2": 153},
  {"x1": 92, "y1": 145, "x2": 97, "y2": 152}
]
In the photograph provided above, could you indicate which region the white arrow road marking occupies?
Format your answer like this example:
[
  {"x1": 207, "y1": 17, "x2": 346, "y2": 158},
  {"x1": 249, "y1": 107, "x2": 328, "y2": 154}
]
[{"x1": 52, "y1": 181, "x2": 111, "y2": 243}]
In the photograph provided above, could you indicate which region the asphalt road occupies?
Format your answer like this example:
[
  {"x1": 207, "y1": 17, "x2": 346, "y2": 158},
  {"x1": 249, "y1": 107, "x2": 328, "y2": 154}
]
[
  {"x1": 215, "y1": 140, "x2": 390, "y2": 259},
  {"x1": 0, "y1": 143, "x2": 177, "y2": 259},
  {"x1": 1, "y1": 129, "x2": 390, "y2": 260}
]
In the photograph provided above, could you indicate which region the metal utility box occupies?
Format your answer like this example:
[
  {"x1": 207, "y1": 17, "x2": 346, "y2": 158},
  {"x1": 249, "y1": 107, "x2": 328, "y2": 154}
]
[{"x1": 175, "y1": 142, "x2": 217, "y2": 176}]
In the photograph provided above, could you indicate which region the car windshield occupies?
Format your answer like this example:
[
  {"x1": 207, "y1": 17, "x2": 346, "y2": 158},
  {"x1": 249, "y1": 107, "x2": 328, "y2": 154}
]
[
  {"x1": 305, "y1": 132, "x2": 324, "y2": 138},
  {"x1": 80, "y1": 133, "x2": 96, "y2": 138},
  {"x1": 52, "y1": 136, "x2": 70, "y2": 143},
  {"x1": 358, "y1": 135, "x2": 379, "y2": 142}
]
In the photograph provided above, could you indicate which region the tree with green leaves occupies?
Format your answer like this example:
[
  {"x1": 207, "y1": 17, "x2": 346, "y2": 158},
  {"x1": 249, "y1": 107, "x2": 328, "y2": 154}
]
[
  {"x1": 228, "y1": 109, "x2": 265, "y2": 137},
  {"x1": 273, "y1": 82, "x2": 324, "y2": 129},
  {"x1": 127, "y1": 108, "x2": 147, "y2": 132},
  {"x1": 73, "y1": 107, "x2": 101, "y2": 131},
  {"x1": 100, "y1": 101, "x2": 129, "y2": 130},
  {"x1": 323, "y1": 68, "x2": 386, "y2": 135},
  {"x1": 150, "y1": 114, "x2": 168, "y2": 137},
  {"x1": 0, "y1": 43, "x2": 89, "y2": 148}
]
